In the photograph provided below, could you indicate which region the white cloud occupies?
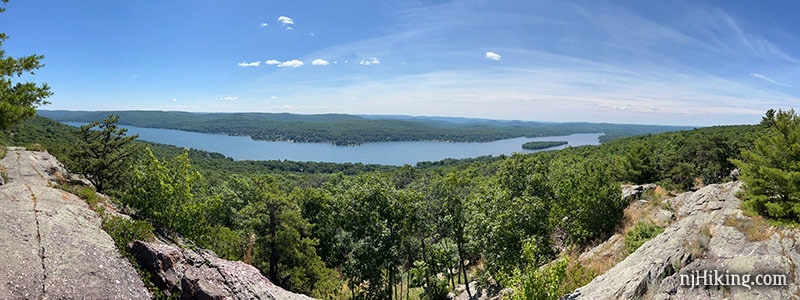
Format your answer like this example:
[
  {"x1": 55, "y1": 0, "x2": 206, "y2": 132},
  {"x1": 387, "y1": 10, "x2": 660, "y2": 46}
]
[
  {"x1": 238, "y1": 61, "x2": 261, "y2": 67},
  {"x1": 265, "y1": 60, "x2": 281, "y2": 65},
  {"x1": 312, "y1": 59, "x2": 330, "y2": 66},
  {"x1": 278, "y1": 16, "x2": 294, "y2": 25},
  {"x1": 171, "y1": 98, "x2": 177, "y2": 102},
  {"x1": 278, "y1": 59, "x2": 304, "y2": 68},
  {"x1": 485, "y1": 51, "x2": 502, "y2": 61},
  {"x1": 270, "y1": 96, "x2": 279, "y2": 99},
  {"x1": 260, "y1": 22, "x2": 268, "y2": 27},
  {"x1": 286, "y1": 26, "x2": 295, "y2": 30},
  {"x1": 360, "y1": 57, "x2": 380, "y2": 65},
  {"x1": 750, "y1": 73, "x2": 792, "y2": 87},
  {"x1": 220, "y1": 96, "x2": 238, "y2": 101}
]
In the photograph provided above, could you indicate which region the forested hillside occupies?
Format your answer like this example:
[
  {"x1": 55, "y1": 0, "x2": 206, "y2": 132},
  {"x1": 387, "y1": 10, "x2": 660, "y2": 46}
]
[
  {"x1": 0, "y1": 114, "x2": 763, "y2": 299},
  {"x1": 39, "y1": 110, "x2": 690, "y2": 145}
]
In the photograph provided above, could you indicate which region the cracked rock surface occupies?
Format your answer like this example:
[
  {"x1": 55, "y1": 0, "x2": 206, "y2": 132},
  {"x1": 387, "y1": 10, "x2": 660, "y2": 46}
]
[
  {"x1": 563, "y1": 182, "x2": 800, "y2": 299},
  {"x1": 0, "y1": 147, "x2": 150, "y2": 299}
]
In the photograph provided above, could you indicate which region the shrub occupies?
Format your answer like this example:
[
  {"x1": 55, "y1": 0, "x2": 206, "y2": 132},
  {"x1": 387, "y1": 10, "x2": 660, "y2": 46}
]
[
  {"x1": 102, "y1": 216, "x2": 156, "y2": 252},
  {"x1": 624, "y1": 222, "x2": 664, "y2": 254},
  {"x1": 501, "y1": 258, "x2": 569, "y2": 300},
  {"x1": 26, "y1": 143, "x2": 46, "y2": 151},
  {"x1": 193, "y1": 226, "x2": 245, "y2": 261},
  {"x1": 421, "y1": 277, "x2": 450, "y2": 300}
]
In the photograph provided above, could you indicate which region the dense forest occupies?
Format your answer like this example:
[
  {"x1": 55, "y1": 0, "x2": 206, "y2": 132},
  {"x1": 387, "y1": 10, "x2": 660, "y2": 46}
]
[
  {"x1": 38, "y1": 110, "x2": 690, "y2": 146},
  {"x1": 0, "y1": 113, "x2": 769, "y2": 299}
]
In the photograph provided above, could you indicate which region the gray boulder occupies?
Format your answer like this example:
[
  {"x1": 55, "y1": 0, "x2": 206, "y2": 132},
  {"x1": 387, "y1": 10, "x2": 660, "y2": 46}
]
[
  {"x1": 0, "y1": 147, "x2": 150, "y2": 299},
  {"x1": 129, "y1": 238, "x2": 316, "y2": 300}
]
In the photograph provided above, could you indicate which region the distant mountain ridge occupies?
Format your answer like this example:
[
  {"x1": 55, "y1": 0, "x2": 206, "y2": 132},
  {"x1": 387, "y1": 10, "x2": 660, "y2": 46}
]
[{"x1": 39, "y1": 110, "x2": 692, "y2": 145}]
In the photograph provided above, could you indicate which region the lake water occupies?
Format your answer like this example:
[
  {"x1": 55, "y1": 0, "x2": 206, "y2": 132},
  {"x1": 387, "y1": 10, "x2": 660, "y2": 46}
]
[{"x1": 65, "y1": 123, "x2": 601, "y2": 166}]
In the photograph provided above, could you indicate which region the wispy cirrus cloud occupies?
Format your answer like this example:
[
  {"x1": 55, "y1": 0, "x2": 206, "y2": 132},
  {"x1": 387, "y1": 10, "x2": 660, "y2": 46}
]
[
  {"x1": 259, "y1": 22, "x2": 268, "y2": 27},
  {"x1": 220, "y1": 96, "x2": 238, "y2": 101},
  {"x1": 231, "y1": 0, "x2": 799, "y2": 125},
  {"x1": 237, "y1": 61, "x2": 261, "y2": 67},
  {"x1": 751, "y1": 73, "x2": 792, "y2": 87},
  {"x1": 265, "y1": 60, "x2": 281, "y2": 65}
]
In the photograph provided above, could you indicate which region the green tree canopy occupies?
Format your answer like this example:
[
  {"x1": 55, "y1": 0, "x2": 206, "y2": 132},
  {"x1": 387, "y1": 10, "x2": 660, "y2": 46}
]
[
  {"x1": 733, "y1": 108, "x2": 800, "y2": 221},
  {"x1": 0, "y1": 0, "x2": 52, "y2": 131},
  {"x1": 72, "y1": 115, "x2": 141, "y2": 193},
  {"x1": 122, "y1": 148, "x2": 209, "y2": 236}
]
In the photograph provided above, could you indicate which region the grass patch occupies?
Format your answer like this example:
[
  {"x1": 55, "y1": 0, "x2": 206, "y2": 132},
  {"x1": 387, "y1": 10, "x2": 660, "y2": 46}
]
[
  {"x1": 0, "y1": 146, "x2": 6, "y2": 183},
  {"x1": 621, "y1": 186, "x2": 672, "y2": 233},
  {"x1": 686, "y1": 225, "x2": 712, "y2": 259},
  {"x1": 649, "y1": 186, "x2": 671, "y2": 211},
  {"x1": 58, "y1": 183, "x2": 105, "y2": 212},
  {"x1": 624, "y1": 222, "x2": 665, "y2": 254},
  {"x1": 723, "y1": 215, "x2": 772, "y2": 242},
  {"x1": 578, "y1": 236, "x2": 627, "y2": 278},
  {"x1": 561, "y1": 256, "x2": 598, "y2": 293}
]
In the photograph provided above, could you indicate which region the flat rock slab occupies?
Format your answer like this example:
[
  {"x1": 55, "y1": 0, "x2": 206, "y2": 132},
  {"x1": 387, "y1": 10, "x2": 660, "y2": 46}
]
[
  {"x1": 0, "y1": 184, "x2": 44, "y2": 299},
  {"x1": 0, "y1": 147, "x2": 150, "y2": 299}
]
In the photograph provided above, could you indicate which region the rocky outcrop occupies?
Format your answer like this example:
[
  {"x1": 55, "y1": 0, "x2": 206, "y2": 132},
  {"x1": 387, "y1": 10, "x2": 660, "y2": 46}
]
[
  {"x1": 621, "y1": 183, "x2": 657, "y2": 202},
  {"x1": 0, "y1": 147, "x2": 150, "y2": 299},
  {"x1": 564, "y1": 181, "x2": 800, "y2": 299},
  {"x1": 129, "y1": 238, "x2": 315, "y2": 300}
]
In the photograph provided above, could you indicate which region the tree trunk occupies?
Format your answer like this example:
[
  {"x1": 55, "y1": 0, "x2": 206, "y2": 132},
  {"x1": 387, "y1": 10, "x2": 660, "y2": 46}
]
[
  {"x1": 268, "y1": 206, "x2": 279, "y2": 281},
  {"x1": 420, "y1": 236, "x2": 433, "y2": 297},
  {"x1": 406, "y1": 274, "x2": 410, "y2": 300},
  {"x1": 445, "y1": 239, "x2": 456, "y2": 290},
  {"x1": 388, "y1": 264, "x2": 394, "y2": 300},
  {"x1": 458, "y1": 240, "x2": 472, "y2": 299}
]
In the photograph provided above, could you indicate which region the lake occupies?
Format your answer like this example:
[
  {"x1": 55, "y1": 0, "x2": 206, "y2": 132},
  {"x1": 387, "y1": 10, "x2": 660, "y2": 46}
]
[{"x1": 65, "y1": 123, "x2": 601, "y2": 165}]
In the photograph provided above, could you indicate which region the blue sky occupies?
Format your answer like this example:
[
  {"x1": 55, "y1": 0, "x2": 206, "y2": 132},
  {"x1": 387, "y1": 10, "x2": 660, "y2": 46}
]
[{"x1": 1, "y1": 0, "x2": 798, "y2": 126}]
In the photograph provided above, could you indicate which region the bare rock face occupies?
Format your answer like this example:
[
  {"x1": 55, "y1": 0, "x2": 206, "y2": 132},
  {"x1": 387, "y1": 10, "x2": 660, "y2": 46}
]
[
  {"x1": 563, "y1": 182, "x2": 800, "y2": 299},
  {"x1": 129, "y1": 238, "x2": 316, "y2": 300},
  {"x1": 621, "y1": 183, "x2": 657, "y2": 202},
  {"x1": 0, "y1": 147, "x2": 150, "y2": 299}
]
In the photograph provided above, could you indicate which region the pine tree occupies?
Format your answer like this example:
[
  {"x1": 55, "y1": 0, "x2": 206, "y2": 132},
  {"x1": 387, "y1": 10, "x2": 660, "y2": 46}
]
[
  {"x1": 0, "y1": 0, "x2": 52, "y2": 131},
  {"x1": 72, "y1": 115, "x2": 140, "y2": 193},
  {"x1": 732, "y1": 109, "x2": 800, "y2": 221}
]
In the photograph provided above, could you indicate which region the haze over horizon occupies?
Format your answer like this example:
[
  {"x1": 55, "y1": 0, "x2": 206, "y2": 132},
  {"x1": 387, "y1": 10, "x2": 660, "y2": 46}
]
[{"x1": 2, "y1": 0, "x2": 798, "y2": 126}]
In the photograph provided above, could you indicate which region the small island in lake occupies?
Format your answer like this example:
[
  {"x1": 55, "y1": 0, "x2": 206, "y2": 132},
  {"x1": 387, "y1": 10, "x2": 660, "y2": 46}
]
[{"x1": 522, "y1": 140, "x2": 568, "y2": 150}]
